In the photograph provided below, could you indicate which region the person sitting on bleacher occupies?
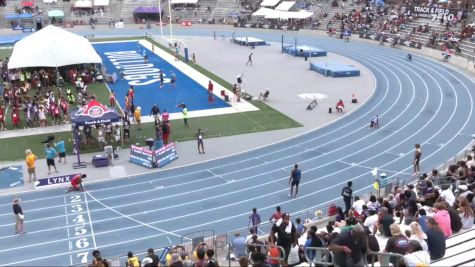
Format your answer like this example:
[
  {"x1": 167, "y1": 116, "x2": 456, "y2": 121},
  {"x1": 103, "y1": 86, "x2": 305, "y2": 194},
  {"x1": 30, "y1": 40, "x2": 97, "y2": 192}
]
[
  {"x1": 377, "y1": 207, "x2": 394, "y2": 237},
  {"x1": 425, "y1": 217, "x2": 446, "y2": 260},
  {"x1": 384, "y1": 223, "x2": 410, "y2": 266},
  {"x1": 403, "y1": 240, "x2": 431, "y2": 267},
  {"x1": 439, "y1": 183, "x2": 456, "y2": 207},
  {"x1": 457, "y1": 197, "x2": 474, "y2": 229},
  {"x1": 433, "y1": 202, "x2": 452, "y2": 238}
]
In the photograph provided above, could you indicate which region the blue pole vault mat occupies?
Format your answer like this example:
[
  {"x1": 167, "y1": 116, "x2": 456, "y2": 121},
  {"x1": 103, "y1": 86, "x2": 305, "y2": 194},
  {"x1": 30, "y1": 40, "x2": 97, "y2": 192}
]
[
  {"x1": 232, "y1": 37, "x2": 267, "y2": 46},
  {"x1": 0, "y1": 165, "x2": 24, "y2": 189},
  {"x1": 283, "y1": 45, "x2": 327, "y2": 57},
  {"x1": 310, "y1": 61, "x2": 360, "y2": 77},
  {"x1": 93, "y1": 41, "x2": 230, "y2": 114}
]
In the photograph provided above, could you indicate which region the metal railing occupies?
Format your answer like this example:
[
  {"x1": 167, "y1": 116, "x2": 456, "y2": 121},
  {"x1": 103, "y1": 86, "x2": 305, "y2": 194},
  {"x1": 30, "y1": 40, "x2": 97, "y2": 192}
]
[
  {"x1": 367, "y1": 251, "x2": 406, "y2": 267},
  {"x1": 305, "y1": 247, "x2": 334, "y2": 266},
  {"x1": 227, "y1": 242, "x2": 286, "y2": 267}
]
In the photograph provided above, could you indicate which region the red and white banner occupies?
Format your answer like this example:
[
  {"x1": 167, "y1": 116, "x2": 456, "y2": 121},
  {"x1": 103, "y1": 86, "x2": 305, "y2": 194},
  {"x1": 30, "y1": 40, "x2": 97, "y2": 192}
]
[{"x1": 181, "y1": 20, "x2": 192, "y2": 27}]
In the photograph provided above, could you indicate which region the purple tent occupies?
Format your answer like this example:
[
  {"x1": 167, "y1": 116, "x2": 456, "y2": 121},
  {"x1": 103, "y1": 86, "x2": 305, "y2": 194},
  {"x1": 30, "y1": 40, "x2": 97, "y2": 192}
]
[{"x1": 134, "y1": 6, "x2": 160, "y2": 13}]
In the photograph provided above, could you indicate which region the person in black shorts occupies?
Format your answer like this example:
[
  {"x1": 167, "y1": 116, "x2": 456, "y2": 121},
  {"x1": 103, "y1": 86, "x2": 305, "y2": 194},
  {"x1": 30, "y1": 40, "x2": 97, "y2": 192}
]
[
  {"x1": 159, "y1": 70, "x2": 164, "y2": 88},
  {"x1": 246, "y1": 52, "x2": 253, "y2": 66},
  {"x1": 196, "y1": 128, "x2": 205, "y2": 154},
  {"x1": 413, "y1": 144, "x2": 422, "y2": 175},
  {"x1": 289, "y1": 164, "x2": 301, "y2": 198}
]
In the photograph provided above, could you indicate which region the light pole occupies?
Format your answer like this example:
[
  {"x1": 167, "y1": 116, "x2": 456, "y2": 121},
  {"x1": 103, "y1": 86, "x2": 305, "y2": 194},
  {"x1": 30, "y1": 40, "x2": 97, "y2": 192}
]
[
  {"x1": 158, "y1": 0, "x2": 163, "y2": 38},
  {"x1": 168, "y1": 0, "x2": 174, "y2": 42}
]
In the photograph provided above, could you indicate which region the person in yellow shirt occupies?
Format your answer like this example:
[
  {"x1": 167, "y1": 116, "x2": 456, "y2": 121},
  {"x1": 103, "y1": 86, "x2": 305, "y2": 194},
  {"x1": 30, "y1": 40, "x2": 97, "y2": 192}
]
[
  {"x1": 126, "y1": 251, "x2": 140, "y2": 267},
  {"x1": 134, "y1": 106, "x2": 142, "y2": 130},
  {"x1": 25, "y1": 149, "x2": 37, "y2": 183}
]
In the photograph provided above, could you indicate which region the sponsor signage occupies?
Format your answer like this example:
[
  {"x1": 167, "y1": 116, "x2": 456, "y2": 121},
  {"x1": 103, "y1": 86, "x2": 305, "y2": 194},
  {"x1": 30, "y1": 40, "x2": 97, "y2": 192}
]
[
  {"x1": 156, "y1": 142, "x2": 178, "y2": 168},
  {"x1": 129, "y1": 145, "x2": 154, "y2": 168},
  {"x1": 129, "y1": 142, "x2": 178, "y2": 168},
  {"x1": 36, "y1": 173, "x2": 80, "y2": 187},
  {"x1": 409, "y1": 6, "x2": 458, "y2": 21}
]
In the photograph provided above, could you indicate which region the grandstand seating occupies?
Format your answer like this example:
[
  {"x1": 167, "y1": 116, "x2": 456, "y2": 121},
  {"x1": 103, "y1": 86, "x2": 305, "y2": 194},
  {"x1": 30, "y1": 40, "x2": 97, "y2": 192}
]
[{"x1": 429, "y1": 228, "x2": 475, "y2": 266}]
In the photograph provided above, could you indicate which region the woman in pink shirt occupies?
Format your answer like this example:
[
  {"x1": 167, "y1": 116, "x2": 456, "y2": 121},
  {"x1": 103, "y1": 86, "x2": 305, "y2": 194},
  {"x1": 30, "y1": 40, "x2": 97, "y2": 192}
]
[{"x1": 433, "y1": 202, "x2": 452, "y2": 238}]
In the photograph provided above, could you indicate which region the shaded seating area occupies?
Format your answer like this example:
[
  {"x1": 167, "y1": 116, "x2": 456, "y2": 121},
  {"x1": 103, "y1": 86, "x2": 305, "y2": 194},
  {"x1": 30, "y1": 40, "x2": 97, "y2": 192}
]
[
  {"x1": 47, "y1": 10, "x2": 64, "y2": 25},
  {"x1": 72, "y1": 0, "x2": 93, "y2": 17},
  {"x1": 133, "y1": 6, "x2": 161, "y2": 23}
]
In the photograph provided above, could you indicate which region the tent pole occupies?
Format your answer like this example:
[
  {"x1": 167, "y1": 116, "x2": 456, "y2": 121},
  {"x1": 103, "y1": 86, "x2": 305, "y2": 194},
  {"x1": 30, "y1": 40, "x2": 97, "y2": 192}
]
[
  {"x1": 121, "y1": 120, "x2": 124, "y2": 149},
  {"x1": 158, "y1": 0, "x2": 163, "y2": 38},
  {"x1": 56, "y1": 66, "x2": 59, "y2": 88}
]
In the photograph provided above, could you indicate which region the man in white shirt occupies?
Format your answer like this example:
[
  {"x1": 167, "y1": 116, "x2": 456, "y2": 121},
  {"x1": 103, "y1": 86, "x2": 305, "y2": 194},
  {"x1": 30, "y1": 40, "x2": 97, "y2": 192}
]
[
  {"x1": 439, "y1": 185, "x2": 455, "y2": 207},
  {"x1": 352, "y1": 196, "x2": 366, "y2": 214},
  {"x1": 363, "y1": 210, "x2": 379, "y2": 234}
]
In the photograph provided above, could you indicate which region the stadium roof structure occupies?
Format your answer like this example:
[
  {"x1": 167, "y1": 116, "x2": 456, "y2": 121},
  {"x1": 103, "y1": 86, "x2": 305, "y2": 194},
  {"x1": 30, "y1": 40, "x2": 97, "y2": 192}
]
[{"x1": 8, "y1": 25, "x2": 102, "y2": 69}]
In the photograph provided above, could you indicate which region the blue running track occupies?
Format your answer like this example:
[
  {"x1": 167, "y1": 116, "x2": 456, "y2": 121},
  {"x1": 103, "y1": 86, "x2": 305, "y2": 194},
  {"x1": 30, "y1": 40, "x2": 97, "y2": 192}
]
[{"x1": 0, "y1": 29, "x2": 474, "y2": 266}]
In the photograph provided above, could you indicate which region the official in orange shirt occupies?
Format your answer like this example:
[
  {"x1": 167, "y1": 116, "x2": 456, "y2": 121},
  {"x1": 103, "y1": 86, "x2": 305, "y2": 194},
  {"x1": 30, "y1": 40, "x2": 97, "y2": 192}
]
[
  {"x1": 134, "y1": 106, "x2": 142, "y2": 130},
  {"x1": 25, "y1": 149, "x2": 37, "y2": 183}
]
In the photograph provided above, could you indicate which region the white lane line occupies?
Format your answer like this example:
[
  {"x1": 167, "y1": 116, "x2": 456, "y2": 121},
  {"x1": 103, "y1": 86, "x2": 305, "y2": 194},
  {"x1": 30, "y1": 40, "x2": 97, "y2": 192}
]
[
  {"x1": 336, "y1": 160, "x2": 413, "y2": 176},
  {"x1": 64, "y1": 197, "x2": 72, "y2": 266},
  {"x1": 83, "y1": 191, "x2": 97, "y2": 250},
  {"x1": 206, "y1": 169, "x2": 226, "y2": 182},
  {"x1": 85, "y1": 191, "x2": 184, "y2": 239}
]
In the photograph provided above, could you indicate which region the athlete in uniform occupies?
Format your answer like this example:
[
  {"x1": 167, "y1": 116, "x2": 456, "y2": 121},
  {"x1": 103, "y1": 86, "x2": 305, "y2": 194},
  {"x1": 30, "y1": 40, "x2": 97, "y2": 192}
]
[
  {"x1": 289, "y1": 164, "x2": 301, "y2": 198},
  {"x1": 68, "y1": 174, "x2": 87, "y2": 192}
]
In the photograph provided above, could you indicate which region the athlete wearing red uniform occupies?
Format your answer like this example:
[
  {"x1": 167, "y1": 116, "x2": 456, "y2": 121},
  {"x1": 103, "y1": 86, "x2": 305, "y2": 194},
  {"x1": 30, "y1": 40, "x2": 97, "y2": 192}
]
[{"x1": 68, "y1": 174, "x2": 87, "y2": 192}]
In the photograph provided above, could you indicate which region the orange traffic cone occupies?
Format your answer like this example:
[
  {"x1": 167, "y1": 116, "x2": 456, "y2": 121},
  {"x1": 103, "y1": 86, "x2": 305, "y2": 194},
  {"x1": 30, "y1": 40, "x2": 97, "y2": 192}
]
[{"x1": 352, "y1": 93, "x2": 358, "y2": 103}]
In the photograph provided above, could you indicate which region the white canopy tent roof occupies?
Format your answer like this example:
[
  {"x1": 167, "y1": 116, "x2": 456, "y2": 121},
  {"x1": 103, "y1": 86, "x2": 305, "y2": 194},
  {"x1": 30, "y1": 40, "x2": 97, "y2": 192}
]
[
  {"x1": 254, "y1": 8, "x2": 313, "y2": 19},
  {"x1": 260, "y1": 0, "x2": 280, "y2": 7},
  {"x1": 74, "y1": 0, "x2": 92, "y2": 8},
  {"x1": 252, "y1": 7, "x2": 274, "y2": 16},
  {"x1": 93, "y1": 0, "x2": 109, "y2": 6},
  {"x1": 275, "y1": 1, "x2": 295, "y2": 11},
  {"x1": 8, "y1": 25, "x2": 102, "y2": 69},
  {"x1": 170, "y1": 0, "x2": 199, "y2": 3}
]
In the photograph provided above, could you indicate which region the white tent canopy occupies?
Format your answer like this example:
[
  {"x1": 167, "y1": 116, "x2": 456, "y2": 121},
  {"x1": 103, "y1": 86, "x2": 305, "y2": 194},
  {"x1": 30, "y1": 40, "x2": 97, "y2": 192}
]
[
  {"x1": 93, "y1": 0, "x2": 109, "y2": 6},
  {"x1": 254, "y1": 8, "x2": 313, "y2": 19},
  {"x1": 260, "y1": 0, "x2": 280, "y2": 7},
  {"x1": 170, "y1": 0, "x2": 198, "y2": 3},
  {"x1": 252, "y1": 7, "x2": 274, "y2": 16},
  {"x1": 74, "y1": 0, "x2": 92, "y2": 8},
  {"x1": 270, "y1": 10, "x2": 312, "y2": 19},
  {"x1": 275, "y1": 1, "x2": 295, "y2": 11},
  {"x1": 8, "y1": 25, "x2": 102, "y2": 69}
]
